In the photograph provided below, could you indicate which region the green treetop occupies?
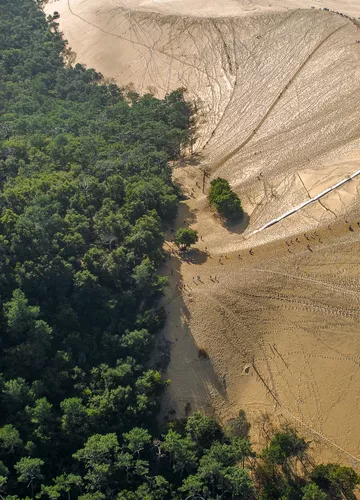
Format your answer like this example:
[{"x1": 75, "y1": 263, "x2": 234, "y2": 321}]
[
  {"x1": 174, "y1": 227, "x2": 198, "y2": 250},
  {"x1": 208, "y1": 177, "x2": 243, "y2": 222}
]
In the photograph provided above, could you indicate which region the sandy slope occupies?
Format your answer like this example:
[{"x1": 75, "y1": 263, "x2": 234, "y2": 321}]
[
  {"x1": 45, "y1": 0, "x2": 360, "y2": 98},
  {"x1": 161, "y1": 167, "x2": 360, "y2": 468},
  {"x1": 46, "y1": 0, "x2": 360, "y2": 467},
  {"x1": 47, "y1": 0, "x2": 360, "y2": 21}
]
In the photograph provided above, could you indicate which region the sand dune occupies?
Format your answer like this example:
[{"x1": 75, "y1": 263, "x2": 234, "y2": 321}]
[
  {"x1": 46, "y1": 0, "x2": 360, "y2": 468},
  {"x1": 48, "y1": 0, "x2": 360, "y2": 20}
]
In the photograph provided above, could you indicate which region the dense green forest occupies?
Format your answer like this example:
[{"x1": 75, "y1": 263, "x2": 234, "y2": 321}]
[{"x1": 0, "y1": 0, "x2": 358, "y2": 498}]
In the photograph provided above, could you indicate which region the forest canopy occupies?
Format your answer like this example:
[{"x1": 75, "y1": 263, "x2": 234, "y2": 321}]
[{"x1": 0, "y1": 1, "x2": 358, "y2": 499}]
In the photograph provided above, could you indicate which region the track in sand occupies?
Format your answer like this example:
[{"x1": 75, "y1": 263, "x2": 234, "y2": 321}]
[{"x1": 46, "y1": 0, "x2": 360, "y2": 467}]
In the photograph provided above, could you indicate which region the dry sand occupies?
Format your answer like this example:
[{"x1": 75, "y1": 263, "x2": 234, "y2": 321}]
[
  {"x1": 162, "y1": 168, "x2": 360, "y2": 468},
  {"x1": 46, "y1": 0, "x2": 360, "y2": 468}
]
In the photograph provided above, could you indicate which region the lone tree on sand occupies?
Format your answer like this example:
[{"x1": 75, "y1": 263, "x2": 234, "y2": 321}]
[
  {"x1": 208, "y1": 177, "x2": 243, "y2": 222},
  {"x1": 174, "y1": 228, "x2": 198, "y2": 250}
]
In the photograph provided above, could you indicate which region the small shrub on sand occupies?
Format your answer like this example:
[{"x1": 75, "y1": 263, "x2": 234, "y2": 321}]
[
  {"x1": 208, "y1": 177, "x2": 243, "y2": 222},
  {"x1": 174, "y1": 227, "x2": 198, "y2": 250}
]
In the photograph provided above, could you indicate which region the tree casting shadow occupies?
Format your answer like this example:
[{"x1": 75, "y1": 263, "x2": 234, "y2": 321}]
[{"x1": 225, "y1": 211, "x2": 250, "y2": 234}]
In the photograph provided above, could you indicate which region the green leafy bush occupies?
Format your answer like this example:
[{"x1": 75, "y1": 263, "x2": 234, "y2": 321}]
[
  {"x1": 174, "y1": 227, "x2": 198, "y2": 249},
  {"x1": 208, "y1": 177, "x2": 243, "y2": 222}
]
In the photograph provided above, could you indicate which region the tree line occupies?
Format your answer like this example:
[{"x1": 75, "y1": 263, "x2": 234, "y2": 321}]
[{"x1": 0, "y1": 0, "x2": 358, "y2": 498}]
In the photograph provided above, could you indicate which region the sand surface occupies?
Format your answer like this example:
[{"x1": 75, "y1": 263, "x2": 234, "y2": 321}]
[
  {"x1": 161, "y1": 167, "x2": 360, "y2": 468},
  {"x1": 48, "y1": 0, "x2": 360, "y2": 20},
  {"x1": 46, "y1": 0, "x2": 360, "y2": 468}
]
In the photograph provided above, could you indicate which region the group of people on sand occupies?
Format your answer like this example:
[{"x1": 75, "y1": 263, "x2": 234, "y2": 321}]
[
  {"x1": 320, "y1": 6, "x2": 360, "y2": 27},
  {"x1": 176, "y1": 274, "x2": 220, "y2": 302},
  {"x1": 318, "y1": 7, "x2": 360, "y2": 43},
  {"x1": 172, "y1": 218, "x2": 360, "y2": 294},
  {"x1": 285, "y1": 231, "x2": 321, "y2": 253},
  {"x1": 286, "y1": 220, "x2": 359, "y2": 253},
  {"x1": 176, "y1": 273, "x2": 220, "y2": 300}
]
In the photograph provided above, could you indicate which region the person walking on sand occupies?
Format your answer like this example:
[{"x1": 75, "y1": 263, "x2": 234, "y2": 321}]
[
  {"x1": 222, "y1": 374, "x2": 227, "y2": 392},
  {"x1": 307, "y1": 244, "x2": 313, "y2": 252},
  {"x1": 249, "y1": 248, "x2": 254, "y2": 255},
  {"x1": 197, "y1": 275, "x2": 201, "y2": 281}
]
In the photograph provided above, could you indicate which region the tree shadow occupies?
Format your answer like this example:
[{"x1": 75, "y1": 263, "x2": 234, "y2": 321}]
[
  {"x1": 164, "y1": 204, "x2": 198, "y2": 238},
  {"x1": 179, "y1": 203, "x2": 198, "y2": 226},
  {"x1": 176, "y1": 152, "x2": 203, "y2": 169},
  {"x1": 225, "y1": 211, "x2": 250, "y2": 234},
  {"x1": 155, "y1": 241, "x2": 228, "y2": 421},
  {"x1": 182, "y1": 248, "x2": 208, "y2": 265},
  {"x1": 156, "y1": 168, "x2": 229, "y2": 420},
  {"x1": 185, "y1": 152, "x2": 202, "y2": 166}
]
